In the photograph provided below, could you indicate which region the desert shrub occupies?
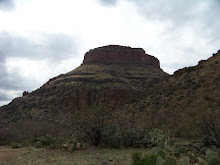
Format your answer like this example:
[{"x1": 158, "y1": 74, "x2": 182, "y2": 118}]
[
  {"x1": 0, "y1": 140, "x2": 6, "y2": 146},
  {"x1": 178, "y1": 147, "x2": 187, "y2": 154},
  {"x1": 132, "y1": 152, "x2": 142, "y2": 164},
  {"x1": 132, "y1": 152, "x2": 157, "y2": 165},
  {"x1": 148, "y1": 128, "x2": 169, "y2": 144},
  {"x1": 190, "y1": 106, "x2": 220, "y2": 148},
  {"x1": 207, "y1": 157, "x2": 220, "y2": 165},
  {"x1": 121, "y1": 126, "x2": 149, "y2": 148},
  {"x1": 131, "y1": 131, "x2": 220, "y2": 165},
  {"x1": 101, "y1": 125, "x2": 122, "y2": 148},
  {"x1": 20, "y1": 139, "x2": 31, "y2": 147},
  {"x1": 72, "y1": 107, "x2": 112, "y2": 147},
  {"x1": 164, "y1": 157, "x2": 177, "y2": 165},
  {"x1": 34, "y1": 142, "x2": 41, "y2": 148},
  {"x1": 35, "y1": 134, "x2": 58, "y2": 148},
  {"x1": 10, "y1": 142, "x2": 20, "y2": 149}
]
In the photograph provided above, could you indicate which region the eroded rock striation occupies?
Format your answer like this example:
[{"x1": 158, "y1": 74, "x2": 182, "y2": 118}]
[{"x1": 83, "y1": 45, "x2": 160, "y2": 68}]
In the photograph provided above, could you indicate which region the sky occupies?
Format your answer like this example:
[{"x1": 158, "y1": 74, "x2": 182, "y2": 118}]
[{"x1": 0, "y1": 0, "x2": 220, "y2": 106}]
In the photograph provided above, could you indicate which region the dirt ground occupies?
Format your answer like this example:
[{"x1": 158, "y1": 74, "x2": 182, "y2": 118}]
[
  {"x1": 0, "y1": 146, "x2": 149, "y2": 165},
  {"x1": 0, "y1": 147, "x2": 26, "y2": 164}
]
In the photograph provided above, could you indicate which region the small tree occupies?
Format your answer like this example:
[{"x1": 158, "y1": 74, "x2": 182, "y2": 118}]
[
  {"x1": 199, "y1": 108, "x2": 220, "y2": 148},
  {"x1": 72, "y1": 106, "x2": 112, "y2": 146},
  {"x1": 190, "y1": 105, "x2": 220, "y2": 148}
]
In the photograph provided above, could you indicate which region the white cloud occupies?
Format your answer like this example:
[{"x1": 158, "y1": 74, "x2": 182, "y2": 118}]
[
  {"x1": 0, "y1": 32, "x2": 81, "y2": 105},
  {"x1": 97, "y1": 0, "x2": 118, "y2": 6},
  {"x1": 0, "y1": 0, "x2": 15, "y2": 11},
  {"x1": 0, "y1": 0, "x2": 220, "y2": 106}
]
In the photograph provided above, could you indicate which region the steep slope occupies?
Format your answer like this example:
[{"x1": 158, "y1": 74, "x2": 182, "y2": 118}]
[
  {"x1": 0, "y1": 45, "x2": 169, "y2": 142},
  {"x1": 119, "y1": 50, "x2": 220, "y2": 138}
]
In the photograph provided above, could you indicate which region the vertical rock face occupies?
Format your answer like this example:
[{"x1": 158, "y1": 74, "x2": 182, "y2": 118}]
[{"x1": 83, "y1": 45, "x2": 160, "y2": 68}]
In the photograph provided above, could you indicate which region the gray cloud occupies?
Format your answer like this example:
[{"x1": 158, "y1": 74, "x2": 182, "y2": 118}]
[
  {"x1": 0, "y1": 53, "x2": 7, "y2": 78},
  {"x1": 0, "y1": 32, "x2": 79, "y2": 105},
  {"x1": 0, "y1": 92, "x2": 12, "y2": 101},
  {"x1": 129, "y1": 0, "x2": 220, "y2": 72},
  {"x1": 0, "y1": 89, "x2": 20, "y2": 101},
  {"x1": 0, "y1": 32, "x2": 78, "y2": 62},
  {"x1": 131, "y1": 0, "x2": 220, "y2": 40},
  {"x1": 131, "y1": 0, "x2": 219, "y2": 21},
  {"x1": 98, "y1": 0, "x2": 117, "y2": 6},
  {"x1": 0, "y1": 0, "x2": 15, "y2": 10},
  {"x1": 0, "y1": 72, "x2": 38, "y2": 91}
]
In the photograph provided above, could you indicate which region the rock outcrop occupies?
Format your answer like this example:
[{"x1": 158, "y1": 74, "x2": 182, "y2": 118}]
[
  {"x1": 83, "y1": 45, "x2": 160, "y2": 69},
  {"x1": 22, "y1": 91, "x2": 29, "y2": 96},
  {"x1": 0, "y1": 45, "x2": 169, "y2": 142}
]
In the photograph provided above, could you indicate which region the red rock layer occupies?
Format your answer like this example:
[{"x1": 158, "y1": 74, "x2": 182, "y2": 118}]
[{"x1": 83, "y1": 45, "x2": 160, "y2": 68}]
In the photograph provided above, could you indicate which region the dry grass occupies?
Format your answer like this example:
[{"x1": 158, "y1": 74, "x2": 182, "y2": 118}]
[{"x1": 1, "y1": 147, "x2": 150, "y2": 165}]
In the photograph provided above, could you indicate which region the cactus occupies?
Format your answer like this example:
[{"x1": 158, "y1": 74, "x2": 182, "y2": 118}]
[
  {"x1": 164, "y1": 157, "x2": 176, "y2": 165},
  {"x1": 157, "y1": 150, "x2": 166, "y2": 159},
  {"x1": 206, "y1": 149, "x2": 214, "y2": 155},
  {"x1": 197, "y1": 162, "x2": 206, "y2": 165},
  {"x1": 158, "y1": 141, "x2": 165, "y2": 149},
  {"x1": 206, "y1": 152, "x2": 219, "y2": 162},
  {"x1": 173, "y1": 152, "x2": 180, "y2": 158},
  {"x1": 178, "y1": 147, "x2": 187, "y2": 154},
  {"x1": 132, "y1": 152, "x2": 158, "y2": 165},
  {"x1": 207, "y1": 157, "x2": 220, "y2": 165},
  {"x1": 165, "y1": 148, "x2": 171, "y2": 153},
  {"x1": 131, "y1": 128, "x2": 220, "y2": 165},
  {"x1": 167, "y1": 140, "x2": 175, "y2": 147},
  {"x1": 178, "y1": 156, "x2": 190, "y2": 165},
  {"x1": 156, "y1": 157, "x2": 165, "y2": 165},
  {"x1": 152, "y1": 147, "x2": 161, "y2": 155}
]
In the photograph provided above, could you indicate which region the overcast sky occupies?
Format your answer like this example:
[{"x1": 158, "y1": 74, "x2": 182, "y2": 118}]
[{"x1": 0, "y1": 0, "x2": 220, "y2": 106}]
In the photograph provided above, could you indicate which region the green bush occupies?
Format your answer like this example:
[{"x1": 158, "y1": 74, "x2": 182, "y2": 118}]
[
  {"x1": 132, "y1": 152, "x2": 142, "y2": 164},
  {"x1": 164, "y1": 157, "x2": 176, "y2": 165},
  {"x1": 21, "y1": 139, "x2": 31, "y2": 147},
  {"x1": 207, "y1": 157, "x2": 220, "y2": 165},
  {"x1": 148, "y1": 128, "x2": 168, "y2": 144},
  {"x1": 178, "y1": 156, "x2": 190, "y2": 165},
  {"x1": 122, "y1": 126, "x2": 148, "y2": 148},
  {"x1": 178, "y1": 147, "x2": 187, "y2": 154},
  {"x1": 173, "y1": 152, "x2": 180, "y2": 158},
  {"x1": 10, "y1": 142, "x2": 20, "y2": 149},
  {"x1": 157, "y1": 150, "x2": 166, "y2": 159},
  {"x1": 101, "y1": 125, "x2": 122, "y2": 148},
  {"x1": 35, "y1": 134, "x2": 58, "y2": 148},
  {"x1": 156, "y1": 157, "x2": 165, "y2": 165},
  {"x1": 167, "y1": 140, "x2": 175, "y2": 147},
  {"x1": 132, "y1": 152, "x2": 158, "y2": 165},
  {"x1": 151, "y1": 147, "x2": 161, "y2": 155},
  {"x1": 34, "y1": 142, "x2": 41, "y2": 148},
  {"x1": 158, "y1": 141, "x2": 165, "y2": 149},
  {"x1": 0, "y1": 140, "x2": 6, "y2": 146},
  {"x1": 131, "y1": 128, "x2": 220, "y2": 165}
]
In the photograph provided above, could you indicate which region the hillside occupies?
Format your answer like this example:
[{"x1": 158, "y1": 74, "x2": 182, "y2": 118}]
[
  {"x1": 118, "y1": 50, "x2": 220, "y2": 138},
  {"x1": 0, "y1": 45, "x2": 169, "y2": 142},
  {"x1": 1, "y1": 45, "x2": 219, "y2": 145}
]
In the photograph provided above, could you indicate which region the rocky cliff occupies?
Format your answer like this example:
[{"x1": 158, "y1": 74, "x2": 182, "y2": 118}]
[{"x1": 83, "y1": 45, "x2": 160, "y2": 68}]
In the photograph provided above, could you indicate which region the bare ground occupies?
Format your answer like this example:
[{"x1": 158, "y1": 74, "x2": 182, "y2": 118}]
[
  {"x1": 0, "y1": 147, "x2": 28, "y2": 164},
  {"x1": 0, "y1": 146, "x2": 149, "y2": 165}
]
